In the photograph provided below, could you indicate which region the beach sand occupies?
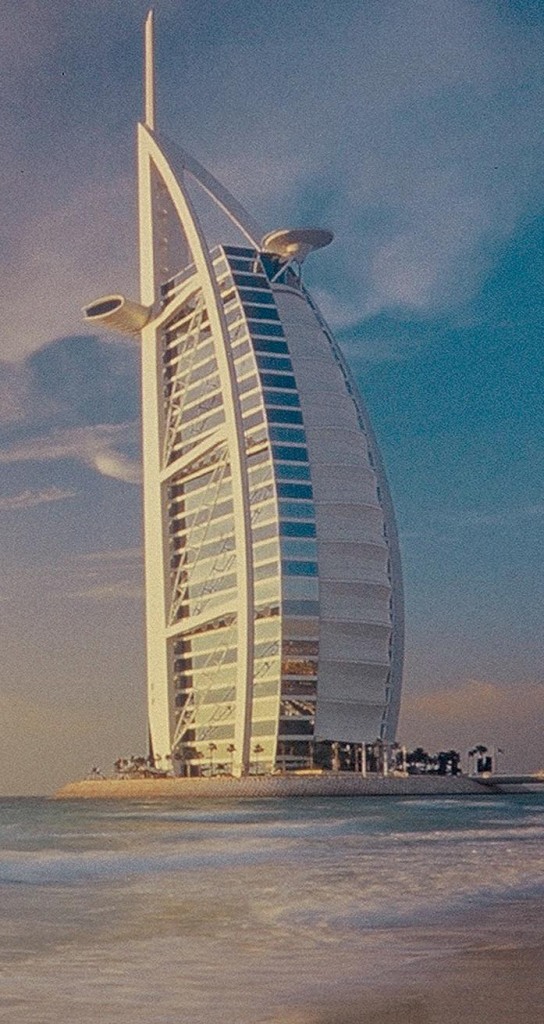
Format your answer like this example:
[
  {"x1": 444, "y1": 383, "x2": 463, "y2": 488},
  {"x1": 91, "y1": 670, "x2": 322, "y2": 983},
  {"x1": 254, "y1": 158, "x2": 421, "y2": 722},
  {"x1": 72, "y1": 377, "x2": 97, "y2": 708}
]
[{"x1": 281, "y1": 898, "x2": 544, "y2": 1024}]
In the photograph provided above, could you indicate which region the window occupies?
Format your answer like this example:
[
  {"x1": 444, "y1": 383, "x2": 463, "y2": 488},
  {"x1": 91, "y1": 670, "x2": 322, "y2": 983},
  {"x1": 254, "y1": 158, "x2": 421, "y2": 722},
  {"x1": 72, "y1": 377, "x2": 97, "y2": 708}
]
[
  {"x1": 251, "y1": 720, "x2": 277, "y2": 737},
  {"x1": 261, "y1": 374, "x2": 297, "y2": 391},
  {"x1": 240, "y1": 390, "x2": 262, "y2": 413},
  {"x1": 238, "y1": 374, "x2": 259, "y2": 395},
  {"x1": 235, "y1": 355, "x2": 256, "y2": 379},
  {"x1": 275, "y1": 463, "x2": 311, "y2": 481},
  {"x1": 253, "y1": 679, "x2": 279, "y2": 698},
  {"x1": 224, "y1": 245, "x2": 256, "y2": 258},
  {"x1": 283, "y1": 639, "x2": 319, "y2": 657},
  {"x1": 280, "y1": 521, "x2": 316, "y2": 537},
  {"x1": 279, "y1": 500, "x2": 314, "y2": 519},
  {"x1": 253, "y1": 338, "x2": 289, "y2": 355},
  {"x1": 279, "y1": 719, "x2": 314, "y2": 736},
  {"x1": 243, "y1": 409, "x2": 265, "y2": 430},
  {"x1": 252, "y1": 521, "x2": 277, "y2": 543},
  {"x1": 248, "y1": 321, "x2": 285, "y2": 337},
  {"x1": 272, "y1": 444, "x2": 309, "y2": 462},
  {"x1": 282, "y1": 560, "x2": 318, "y2": 576},
  {"x1": 254, "y1": 561, "x2": 279, "y2": 581},
  {"x1": 244, "y1": 304, "x2": 280, "y2": 321},
  {"x1": 232, "y1": 339, "x2": 251, "y2": 360},
  {"x1": 225, "y1": 306, "x2": 244, "y2": 326},
  {"x1": 257, "y1": 355, "x2": 293, "y2": 373},
  {"x1": 268, "y1": 408, "x2": 303, "y2": 426},
  {"x1": 239, "y1": 288, "x2": 275, "y2": 306},
  {"x1": 282, "y1": 599, "x2": 319, "y2": 617},
  {"x1": 277, "y1": 481, "x2": 312, "y2": 498},
  {"x1": 269, "y1": 426, "x2": 306, "y2": 444},
  {"x1": 280, "y1": 538, "x2": 317, "y2": 560},
  {"x1": 233, "y1": 272, "x2": 268, "y2": 288},
  {"x1": 263, "y1": 389, "x2": 300, "y2": 408}
]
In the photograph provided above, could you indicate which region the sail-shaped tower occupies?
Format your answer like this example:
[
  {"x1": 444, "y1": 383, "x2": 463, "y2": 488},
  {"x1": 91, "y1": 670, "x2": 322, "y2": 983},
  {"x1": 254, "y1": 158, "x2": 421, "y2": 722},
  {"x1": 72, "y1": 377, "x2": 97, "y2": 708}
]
[{"x1": 84, "y1": 11, "x2": 404, "y2": 777}]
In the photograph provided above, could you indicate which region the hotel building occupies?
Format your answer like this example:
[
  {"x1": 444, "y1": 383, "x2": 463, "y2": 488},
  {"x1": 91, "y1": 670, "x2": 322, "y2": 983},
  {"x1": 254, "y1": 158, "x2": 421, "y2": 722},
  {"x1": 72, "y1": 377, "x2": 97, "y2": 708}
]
[{"x1": 84, "y1": 12, "x2": 404, "y2": 777}]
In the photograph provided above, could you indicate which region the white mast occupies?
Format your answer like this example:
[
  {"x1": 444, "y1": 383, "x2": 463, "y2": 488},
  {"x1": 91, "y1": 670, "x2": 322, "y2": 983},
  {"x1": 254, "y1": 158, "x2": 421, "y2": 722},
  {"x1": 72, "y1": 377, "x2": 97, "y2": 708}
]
[{"x1": 144, "y1": 9, "x2": 155, "y2": 131}]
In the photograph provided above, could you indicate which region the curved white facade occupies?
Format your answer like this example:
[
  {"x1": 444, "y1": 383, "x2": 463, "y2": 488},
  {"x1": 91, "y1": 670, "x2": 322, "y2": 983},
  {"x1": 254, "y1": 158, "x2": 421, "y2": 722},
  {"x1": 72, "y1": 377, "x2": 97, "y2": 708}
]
[{"x1": 85, "y1": 12, "x2": 404, "y2": 776}]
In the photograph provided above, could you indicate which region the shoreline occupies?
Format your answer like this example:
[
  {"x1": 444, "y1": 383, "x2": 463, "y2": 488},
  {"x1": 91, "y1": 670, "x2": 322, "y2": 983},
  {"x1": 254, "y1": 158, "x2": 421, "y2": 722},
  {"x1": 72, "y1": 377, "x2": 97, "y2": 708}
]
[
  {"x1": 54, "y1": 773, "x2": 496, "y2": 800},
  {"x1": 280, "y1": 896, "x2": 544, "y2": 1023}
]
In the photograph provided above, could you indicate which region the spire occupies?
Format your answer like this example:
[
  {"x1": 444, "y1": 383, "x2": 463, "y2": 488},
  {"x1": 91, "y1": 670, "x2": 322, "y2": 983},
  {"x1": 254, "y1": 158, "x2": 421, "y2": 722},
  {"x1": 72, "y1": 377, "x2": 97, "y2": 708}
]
[{"x1": 144, "y1": 9, "x2": 155, "y2": 131}]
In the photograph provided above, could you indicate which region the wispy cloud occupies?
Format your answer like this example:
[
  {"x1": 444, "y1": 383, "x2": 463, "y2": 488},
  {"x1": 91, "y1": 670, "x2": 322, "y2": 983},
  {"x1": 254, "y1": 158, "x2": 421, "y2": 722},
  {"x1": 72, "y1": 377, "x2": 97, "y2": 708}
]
[
  {"x1": 446, "y1": 503, "x2": 544, "y2": 528},
  {"x1": 1, "y1": 1, "x2": 541, "y2": 361},
  {"x1": 66, "y1": 547, "x2": 144, "y2": 601},
  {"x1": 401, "y1": 502, "x2": 544, "y2": 541},
  {"x1": 0, "y1": 423, "x2": 141, "y2": 483},
  {"x1": 191, "y1": 0, "x2": 544, "y2": 337},
  {"x1": 0, "y1": 486, "x2": 77, "y2": 511}
]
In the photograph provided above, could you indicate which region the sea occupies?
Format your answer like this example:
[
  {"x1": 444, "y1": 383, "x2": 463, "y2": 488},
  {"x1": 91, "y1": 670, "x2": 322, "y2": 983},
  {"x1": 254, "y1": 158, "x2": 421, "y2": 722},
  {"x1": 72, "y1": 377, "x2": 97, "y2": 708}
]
[{"x1": 1, "y1": 793, "x2": 543, "y2": 1023}]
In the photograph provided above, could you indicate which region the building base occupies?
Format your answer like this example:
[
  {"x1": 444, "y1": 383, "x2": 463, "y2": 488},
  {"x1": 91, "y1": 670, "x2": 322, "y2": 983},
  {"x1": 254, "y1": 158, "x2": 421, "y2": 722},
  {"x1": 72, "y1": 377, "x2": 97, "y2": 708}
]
[{"x1": 54, "y1": 773, "x2": 497, "y2": 800}]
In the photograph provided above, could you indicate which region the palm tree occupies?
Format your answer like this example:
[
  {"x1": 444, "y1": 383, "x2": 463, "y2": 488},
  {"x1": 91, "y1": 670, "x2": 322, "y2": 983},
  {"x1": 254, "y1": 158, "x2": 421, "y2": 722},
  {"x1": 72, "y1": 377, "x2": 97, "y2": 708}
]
[
  {"x1": 208, "y1": 742, "x2": 218, "y2": 775},
  {"x1": 226, "y1": 743, "x2": 236, "y2": 775},
  {"x1": 253, "y1": 744, "x2": 265, "y2": 774}
]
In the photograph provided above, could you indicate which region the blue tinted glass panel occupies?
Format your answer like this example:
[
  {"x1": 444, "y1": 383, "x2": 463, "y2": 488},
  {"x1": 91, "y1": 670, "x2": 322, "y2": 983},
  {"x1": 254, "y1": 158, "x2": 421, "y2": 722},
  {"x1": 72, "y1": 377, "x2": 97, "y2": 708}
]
[
  {"x1": 248, "y1": 321, "x2": 285, "y2": 337},
  {"x1": 282, "y1": 561, "x2": 318, "y2": 576},
  {"x1": 244, "y1": 305, "x2": 280, "y2": 321},
  {"x1": 224, "y1": 246, "x2": 257, "y2": 258},
  {"x1": 227, "y1": 257, "x2": 257, "y2": 272},
  {"x1": 277, "y1": 482, "x2": 312, "y2": 499},
  {"x1": 275, "y1": 462, "x2": 311, "y2": 481},
  {"x1": 264, "y1": 389, "x2": 300, "y2": 408},
  {"x1": 267, "y1": 408, "x2": 303, "y2": 425},
  {"x1": 269, "y1": 426, "x2": 306, "y2": 443},
  {"x1": 238, "y1": 288, "x2": 275, "y2": 305},
  {"x1": 273, "y1": 445, "x2": 309, "y2": 462},
  {"x1": 257, "y1": 355, "x2": 292, "y2": 372},
  {"x1": 252, "y1": 339, "x2": 289, "y2": 355},
  {"x1": 281, "y1": 538, "x2": 318, "y2": 559},
  {"x1": 283, "y1": 600, "x2": 319, "y2": 617},
  {"x1": 233, "y1": 272, "x2": 268, "y2": 288},
  {"x1": 261, "y1": 374, "x2": 297, "y2": 390},
  {"x1": 279, "y1": 501, "x2": 314, "y2": 519},
  {"x1": 280, "y1": 521, "x2": 316, "y2": 537}
]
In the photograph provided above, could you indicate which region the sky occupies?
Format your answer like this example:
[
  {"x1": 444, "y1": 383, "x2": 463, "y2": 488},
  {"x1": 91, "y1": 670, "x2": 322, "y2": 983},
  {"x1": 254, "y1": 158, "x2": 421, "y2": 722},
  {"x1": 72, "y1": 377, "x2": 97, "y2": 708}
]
[{"x1": 1, "y1": 0, "x2": 543, "y2": 794}]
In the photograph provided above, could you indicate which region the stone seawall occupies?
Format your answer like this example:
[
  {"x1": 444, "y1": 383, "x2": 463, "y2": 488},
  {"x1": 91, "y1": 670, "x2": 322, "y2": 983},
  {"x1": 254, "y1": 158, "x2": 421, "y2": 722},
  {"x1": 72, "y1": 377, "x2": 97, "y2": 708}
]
[{"x1": 55, "y1": 773, "x2": 494, "y2": 801}]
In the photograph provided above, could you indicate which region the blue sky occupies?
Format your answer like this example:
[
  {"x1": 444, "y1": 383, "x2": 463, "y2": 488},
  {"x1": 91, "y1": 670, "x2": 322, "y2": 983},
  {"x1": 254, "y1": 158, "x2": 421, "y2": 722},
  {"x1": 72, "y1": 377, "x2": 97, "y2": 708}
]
[{"x1": 1, "y1": 0, "x2": 543, "y2": 793}]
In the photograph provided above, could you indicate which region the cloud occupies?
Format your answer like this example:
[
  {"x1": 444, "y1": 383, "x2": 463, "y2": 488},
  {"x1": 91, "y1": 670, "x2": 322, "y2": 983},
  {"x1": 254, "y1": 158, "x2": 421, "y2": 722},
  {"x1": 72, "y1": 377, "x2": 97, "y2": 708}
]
[
  {"x1": 445, "y1": 503, "x2": 544, "y2": 528},
  {"x1": 401, "y1": 502, "x2": 544, "y2": 541},
  {"x1": 399, "y1": 679, "x2": 544, "y2": 771},
  {"x1": 65, "y1": 546, "x2": 144, "y2": 600},
  {"x1": 0, "y1": 335, "x2": 141, "y2": 484},
  {"x1": 191, "y1": 0, "x2": 544, "y2": 328},
  {"x1": 0, "y1": 486, "x2": 77, "y2": 511},
  {"x1": 1, "y1": 0, "x2": 541, "y2": 365},
  {"x1": 0, "y1": 422, "x2": 141, "y2": 483}
]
